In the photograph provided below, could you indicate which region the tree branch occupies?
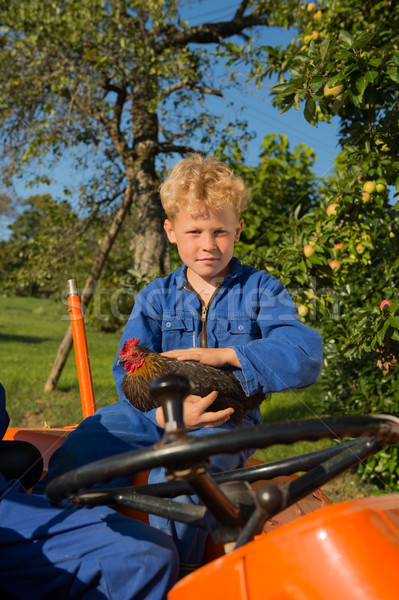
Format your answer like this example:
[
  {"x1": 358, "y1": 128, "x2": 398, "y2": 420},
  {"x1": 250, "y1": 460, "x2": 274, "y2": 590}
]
[
  {"x1": 234, "y1": 0, "x2": 251, "y2": 20},
  {"x1": 156, "y1": 142, "x2": 197, "y2": 156},
  {"x1": 162, "y1": 79, "x2": 223, "y2": 98},
  {"x1": 158, "y1": 123, "x2": 188, "y2": 143},
  {"x1": 155, "y1": 10, "x2": 270, "y2": 53}
]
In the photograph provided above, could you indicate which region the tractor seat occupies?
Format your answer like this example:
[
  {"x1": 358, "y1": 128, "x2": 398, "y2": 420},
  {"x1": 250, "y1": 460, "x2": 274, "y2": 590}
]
[{"x1": 0, "y1": 440, "x2": 44, "y2": 490}]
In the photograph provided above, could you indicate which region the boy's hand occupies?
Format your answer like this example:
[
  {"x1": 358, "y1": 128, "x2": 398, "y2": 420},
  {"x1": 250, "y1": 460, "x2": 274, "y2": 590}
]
[
  {"x1": 161, "y1": 347, "x2": 241, "y2": 369},
  {"x1": 155, "y1": 390, "x2": 234, "y2": 430}
]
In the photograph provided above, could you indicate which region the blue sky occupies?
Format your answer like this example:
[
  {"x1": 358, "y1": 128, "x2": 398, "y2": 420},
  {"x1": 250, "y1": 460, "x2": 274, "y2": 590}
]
[
  {"x1": 183, "y1": 0, "x2": 341, "y2": 178},
  {"x1": 1, "y1": 1, "x2": 342, "y2": 239}
]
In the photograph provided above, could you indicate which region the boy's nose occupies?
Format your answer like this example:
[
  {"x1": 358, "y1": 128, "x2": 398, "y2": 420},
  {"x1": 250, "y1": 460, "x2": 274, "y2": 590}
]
[{"x1": 202, "y1": 233, "x2": 216, "y2": 250}]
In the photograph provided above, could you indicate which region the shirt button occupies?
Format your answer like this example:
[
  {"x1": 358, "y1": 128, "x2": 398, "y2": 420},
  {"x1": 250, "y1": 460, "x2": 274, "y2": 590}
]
[{"x1": 166, "y1": 322, "x2": 171, "y2": 328}]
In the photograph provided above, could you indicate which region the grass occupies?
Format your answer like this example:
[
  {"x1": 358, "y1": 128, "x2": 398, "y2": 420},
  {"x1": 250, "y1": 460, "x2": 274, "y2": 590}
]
[
  {"x1": 256, "y1": 388, "x2": 378, "y2": 501},
  {"x1": 0, "y1": 295, "x2": 120, "y2": 428},
  {"x1": 256, "y1": 384, "x2": 333, "y2": 463},
  {"x1": 0, "y1": 294, "x2": 378, "y2": 501}
]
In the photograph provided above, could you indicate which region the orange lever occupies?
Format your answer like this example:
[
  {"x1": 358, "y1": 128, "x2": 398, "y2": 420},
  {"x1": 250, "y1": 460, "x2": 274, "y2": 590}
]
[{"x1": 67, "y1": 279, "x2": 96, "y2": 419}]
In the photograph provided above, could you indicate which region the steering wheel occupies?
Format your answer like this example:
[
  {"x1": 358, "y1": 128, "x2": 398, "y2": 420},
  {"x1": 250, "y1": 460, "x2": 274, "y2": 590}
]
[{"x1": 45, "y1": 375, "x2": 399, "y2": 547}]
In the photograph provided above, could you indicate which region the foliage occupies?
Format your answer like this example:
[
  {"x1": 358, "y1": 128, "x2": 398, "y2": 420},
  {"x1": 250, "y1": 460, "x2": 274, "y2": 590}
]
[
  {"x1": 1, "y1": 195, "x2": 85, "y2": 296},
  {"x1": 233, "y1": 0, "x2": 399, "y2": 490},
  {"x1": 231, "y1": 133, "x2": 320, "y2": 244},
  {"x1": 259, "y1": 0, "x2": 399, "y2": 171}
]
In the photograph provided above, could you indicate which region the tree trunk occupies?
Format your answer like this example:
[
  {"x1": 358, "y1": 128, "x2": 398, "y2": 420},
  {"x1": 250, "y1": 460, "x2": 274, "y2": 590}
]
[
  {"x1": 133, "y1": 191, "x2": 169, "y2": 275},
  {"x1": 45, "y1": 85, "x2": 166, "y2": 392},
  {"x1": 44, "y1": 183, "x2": 135, "y2": 392}
]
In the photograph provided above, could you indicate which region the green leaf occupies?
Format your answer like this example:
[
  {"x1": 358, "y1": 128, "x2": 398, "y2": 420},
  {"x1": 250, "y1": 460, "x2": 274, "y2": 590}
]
[
  {"x1": 319, "y1": 37, "x2": 330, "y2": 63},
  {"x1": 304, "y1": 97, "x2": 316, "y2": 126},
  {"x1": 386, "y1": 67, "x2": 399, "y2": 84},
  {"x1": 353, "y1": 31, "x2": 375, "y2": 50},
  {"x1": 364, "y1": 70, "x2": 378, "y2": 83},
  {"x1": 355, "y1": 74, "x2": 368, "y2": 96},
  {"x1": 339, "y1": 31, "x2": 354, "y2": 47},
  {"x1": 388, "y1": 315, "x2": 399, "y2": 329},
  {"x1": 391, "y1": 329, "x2": 399, "y2": 342},
  {"x1": 294, "y1": 203, "x2": 302, "y2": 218},
  {"x1": 331, "y1": 97, "x2": 344, "y2": 115}
]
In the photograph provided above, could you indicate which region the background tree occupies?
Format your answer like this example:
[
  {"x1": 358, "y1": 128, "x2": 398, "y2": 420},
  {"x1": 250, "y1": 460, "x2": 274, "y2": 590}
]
[
  {"x1": 0, "y1": 194, "x2": 140, "y2": 330},
  {"x1": 2, "y1": 195, "x2": 83, "y2": 297},
  {"x1": 0, "y1": 0, "x2": 299, "y2": 389}
]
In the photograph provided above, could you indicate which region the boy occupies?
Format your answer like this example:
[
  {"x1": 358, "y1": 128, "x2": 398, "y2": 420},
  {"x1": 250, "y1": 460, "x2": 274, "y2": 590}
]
[
  {"x1": 115, "y1": 154, "x2": 322, "y2": 429},
  {"x1": 0, "y1": 383, "x2": 178, "y2": 600},
  {"x1": 38, "y1": 154, "x2": 322, "y2": 566}
]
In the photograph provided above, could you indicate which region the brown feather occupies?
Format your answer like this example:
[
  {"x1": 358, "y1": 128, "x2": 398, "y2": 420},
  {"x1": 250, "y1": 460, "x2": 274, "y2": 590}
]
[{"x1": 120, "y1": 344, "x2": 268, "y2": 425}]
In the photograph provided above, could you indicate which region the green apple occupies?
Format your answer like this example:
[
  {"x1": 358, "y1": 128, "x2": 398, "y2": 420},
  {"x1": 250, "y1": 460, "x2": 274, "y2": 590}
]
[
  {"x1": 329, "y1": 259, "x2": 340, "y2": 271},
  {"x1": 304, "y1": 244, "x2": 315, "y2": 257},
  {"x1": 324, "y1": 83, "x2": 343, "y2": 97},
  {"x1": 361, "y1": 192, "x2": 370, "y2": 203},
  {"x1": 297, "y1": 305, "x2": 309, "y2": 317},
  {"x1": 376, "y1": 183, "x2": 386, "y2": 193},
  {"x1": 362, "y1": 181, "x2": 376, "y2": 194},
  {"x1": 326, "y1": 203, "x2": 339, "y2": 216}
]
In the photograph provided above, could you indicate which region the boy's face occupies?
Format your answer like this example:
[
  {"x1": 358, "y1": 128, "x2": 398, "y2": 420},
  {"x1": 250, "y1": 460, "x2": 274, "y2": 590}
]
[{"x1": 164, "y1": 208, "x2": 243, "y2": 285}]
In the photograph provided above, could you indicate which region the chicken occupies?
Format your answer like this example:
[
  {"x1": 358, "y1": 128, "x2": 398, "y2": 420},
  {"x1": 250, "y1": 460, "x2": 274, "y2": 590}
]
[{"x1": 117, "y1": 338, "x2": 268, "y2": 425}]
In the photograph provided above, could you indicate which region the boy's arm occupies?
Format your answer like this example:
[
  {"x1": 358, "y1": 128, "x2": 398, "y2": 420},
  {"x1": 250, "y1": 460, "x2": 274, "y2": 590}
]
[
  {"x1": 231, "y1": 281, "x2": 322, "y2": 396},
  {"x1": 161, "y1": 347, "x2": 241, "y2": 368}
]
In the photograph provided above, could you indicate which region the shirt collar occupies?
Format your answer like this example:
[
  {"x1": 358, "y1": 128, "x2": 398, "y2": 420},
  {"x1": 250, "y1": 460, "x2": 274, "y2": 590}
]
[{"x1": 174, "y1": 257, "x2": 242, "y2": 290}]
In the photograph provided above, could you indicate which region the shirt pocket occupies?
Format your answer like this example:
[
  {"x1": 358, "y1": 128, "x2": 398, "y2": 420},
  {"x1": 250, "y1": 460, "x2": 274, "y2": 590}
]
[
  {"x1": 161, "y1": 315, "x2": 196, "y2": 349},
  {"x1": 216, "y1": 317, "x2": 259, "y2": 344}
]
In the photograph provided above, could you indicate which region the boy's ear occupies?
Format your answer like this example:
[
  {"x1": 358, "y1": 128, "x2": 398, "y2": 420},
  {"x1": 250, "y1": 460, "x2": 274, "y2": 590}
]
[
  {"x1": 164, "y1": 219, "x2": 176, "y2": 243},
  {"x1": 234, "y1": 218, "x2": 244, "y2": 242}
]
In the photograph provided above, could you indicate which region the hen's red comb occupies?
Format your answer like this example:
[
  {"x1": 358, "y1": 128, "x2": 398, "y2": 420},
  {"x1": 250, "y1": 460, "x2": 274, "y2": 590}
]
[{"x1": 119, "y1": 338, "x2": 140, "y2": 357}]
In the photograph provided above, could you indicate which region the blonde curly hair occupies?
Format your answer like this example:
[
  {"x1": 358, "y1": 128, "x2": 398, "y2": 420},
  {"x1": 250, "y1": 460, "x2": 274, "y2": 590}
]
[{"x1": 159, "y1": 154, "x2": 250, "y2": 220}]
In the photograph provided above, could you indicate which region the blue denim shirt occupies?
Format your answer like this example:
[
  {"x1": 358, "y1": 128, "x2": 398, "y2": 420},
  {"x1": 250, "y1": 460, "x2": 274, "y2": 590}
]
[{"x1": 112, "y1": 258, "x2": 323, "y2": 426}]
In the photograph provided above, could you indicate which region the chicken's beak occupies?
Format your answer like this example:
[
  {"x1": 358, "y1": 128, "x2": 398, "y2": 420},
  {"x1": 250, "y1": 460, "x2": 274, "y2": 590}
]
[{"x1": 117, "y1": 358, "x2": 124, "y2": 366}]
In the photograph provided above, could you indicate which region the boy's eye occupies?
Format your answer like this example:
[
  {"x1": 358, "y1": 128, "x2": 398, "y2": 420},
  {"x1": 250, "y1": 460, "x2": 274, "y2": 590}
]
[{"x1": 185, "y1": 229, "x2": 227, "y2": 235}]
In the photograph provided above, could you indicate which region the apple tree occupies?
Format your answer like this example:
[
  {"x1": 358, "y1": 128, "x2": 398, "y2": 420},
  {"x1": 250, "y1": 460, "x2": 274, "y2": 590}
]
[{"x1": 236, "y1": 0, "x2": 399, "y2": 489}]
